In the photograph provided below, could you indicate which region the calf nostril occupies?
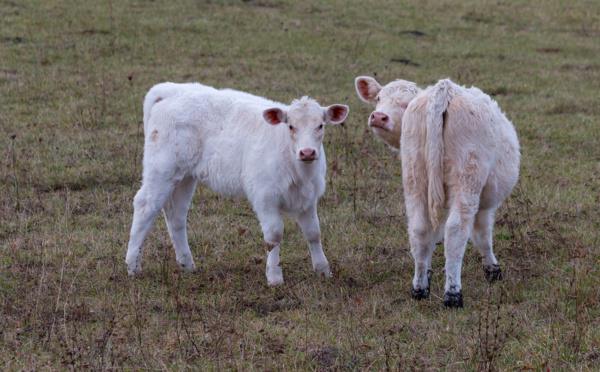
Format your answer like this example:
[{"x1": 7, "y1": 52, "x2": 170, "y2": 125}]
[
  {"x1": 371, "y1": 112, "x2": 388, "y2": 123},
  {"x1": 300, "y1": 149, "x2": 316, "y2": 159}
]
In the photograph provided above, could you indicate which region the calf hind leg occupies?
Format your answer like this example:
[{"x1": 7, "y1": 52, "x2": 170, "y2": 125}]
[
  {"x1": 163, "y1": 176, "x2": 198, "y2": 272},
  {"x1": 407, "y1": 201, "x2": 436, "y2": 300},
  {"x1": 443, "y1": 199, "x2": 479, "y2": 308},
  {"x1": 126, "y1": 179, "x2": 174, "y2": 275},
  {"x1": 472, "y1": 207, "x2": 502, "y2": 282}
]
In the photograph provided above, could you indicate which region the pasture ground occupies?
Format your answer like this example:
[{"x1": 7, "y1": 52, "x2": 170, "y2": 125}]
[{"x1": 1, "y1": 0, "x2": 599, "y2": 369}]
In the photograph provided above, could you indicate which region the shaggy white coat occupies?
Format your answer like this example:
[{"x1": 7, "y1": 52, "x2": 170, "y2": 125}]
[
  {"x1": 355, "y1": 76, "x2": 520, "y2": 304},
  {"x1": 126, "y1": 82, "x2": 349, "y2": 285}
]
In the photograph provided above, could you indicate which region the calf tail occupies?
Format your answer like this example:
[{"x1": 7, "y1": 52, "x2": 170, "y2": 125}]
[
  {"x1": 143, "y1": 82, "x2": 179, "y2": 132},
  {"x1": 426, "y1": 79, "x2": 453, "y2": 228}
]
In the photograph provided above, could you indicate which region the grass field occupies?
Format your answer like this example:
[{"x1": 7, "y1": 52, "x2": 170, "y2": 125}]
[{"x1": 1, "y1": 0, "x2": 599, "y2": 369}]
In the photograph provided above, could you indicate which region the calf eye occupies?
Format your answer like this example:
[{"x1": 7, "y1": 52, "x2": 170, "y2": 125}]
[
  {"x1": 288, "y1": 125, "x2": 294, "y2": 131},
  {"x1": 318, "y1": 124, "x2": 323, "y2": 130}
]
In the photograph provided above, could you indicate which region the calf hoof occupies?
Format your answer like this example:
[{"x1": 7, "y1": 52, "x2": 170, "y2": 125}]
[
  {"x1": 483, "y1": 264, "x2": 503, "y2": 283},
  {"x1": 443, "y1": 291, "x2": 463, "y2": 308},
  {"x1": 314, "y1": 262, "x2": 332, "y2": 278},
  {"x1": 127, "y1": 268, "x2": 140, "y2": 276},
  {"x1": 266, "y1": 265, "x2": 284, "y2": 286},
  {"x1": 411, "y1": 286, "x2": 430, "y2": 300},
  {"x1": 126, "y1": 262, "x2": 142, "y2": 276},
  {"x1": 177, "y1": 258, "x2": 196, "y2": 273},
  {"x1": 411, "y1": 270, "x2": 433, "y2": 300}
]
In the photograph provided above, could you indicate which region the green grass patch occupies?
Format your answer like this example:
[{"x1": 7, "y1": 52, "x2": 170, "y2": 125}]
[{"x1": 1, "y1": 0, "x2": 599, "y2": 369}]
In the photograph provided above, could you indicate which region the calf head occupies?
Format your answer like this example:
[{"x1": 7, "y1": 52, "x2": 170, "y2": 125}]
[
  {"x1": 263, "y1": 97, "x2": 349, "y2": 162},
  {"x1": 354, "y1": 76, "x2": 419, "y2": 150}
]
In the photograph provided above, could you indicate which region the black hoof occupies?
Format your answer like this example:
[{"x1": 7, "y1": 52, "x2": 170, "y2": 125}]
[
  {"x1": 443, "y1": 291, "x2": 463, "y2": 308},
  {"x1": 484, "y1": 264, "x2": 503, "y2": 283},
  {"x1": 411, "y1": 270, "x2": 433, "y2": 300},
  {"x1": 411, "y1": 286, "x2": 430, "y2": 300}
]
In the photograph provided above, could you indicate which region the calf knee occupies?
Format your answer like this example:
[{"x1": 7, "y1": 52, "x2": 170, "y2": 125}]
[
  {"x1": 263, "y1": 230, "x2": 283, "y2": 246},
  {"x1": 409, "y1": 226, "x2": 429, "y2": 241},
  {"x1": 445, "y1": 219, "x2": 462, "y2": 237},
  {"x1": 409, "y1": 226, "x2": 431, "y2": 247},
  {"x1": 260, "y1": 214, "x2": 283, "y2": 245},
  {"x1": 304, "y1": 230, "x2": 321, "y2": 245},
  {"x1": 445, "y1": 208, "x2": 474, "y2": 235},
  {"x1": 133, "y1": 191, "x2": 147, "y2": 211},
  {"x1": 407, "y1": 210, "x2": 432, "y2": 242},
  {"x1": 168, "y1": 217, "x2": 186, "y2": 233}
]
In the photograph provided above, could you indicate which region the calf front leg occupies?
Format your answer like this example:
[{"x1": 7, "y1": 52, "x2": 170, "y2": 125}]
[
  {"x1": 296, "y1": 205, "x2": 331, "y2": 278},
  {"x1": 255, "y1": 206, "x2": 285, "y2": 286}
]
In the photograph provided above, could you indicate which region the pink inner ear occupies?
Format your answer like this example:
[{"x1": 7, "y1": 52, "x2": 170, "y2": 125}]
[
  {"x1": 328, "y1": 105, "x2": 348, "y2": 122},
  {"x1": 264, "y1": 109, "x2": 282, "y2": 125},
  {"x1": 358, "y1": 80, "x2": 372, "y2": 100}
]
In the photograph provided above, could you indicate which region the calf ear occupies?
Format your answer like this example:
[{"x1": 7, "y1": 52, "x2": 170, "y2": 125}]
[
  {"x1": 355, "y1": 76, "x2": 381, "y2": 104},
  {"x1": 324, "y1": 104, "x2": 349, "y2": 125},
  {"x1": 263, "y1": 108, "x2": 286, "y2": 125}
]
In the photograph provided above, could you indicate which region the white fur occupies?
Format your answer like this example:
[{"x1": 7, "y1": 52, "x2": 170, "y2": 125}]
[
  {"x1": 126, "y1": 82, "x2": 348, "y2": 285},
  {"x1": 355, "y1": 76, "x2": 520, "y2": 300},
  {"x1": 425, "y1": 79, "x2": 452, "y2": 229}
]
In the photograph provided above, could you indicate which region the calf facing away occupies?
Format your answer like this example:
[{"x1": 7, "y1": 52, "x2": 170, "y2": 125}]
[
  {"x1": 126, "y1": 82, "x2": 349, "y2": 285},
  {"x1": 355, "y1": 76, "x2": 520, "y2": 307}
]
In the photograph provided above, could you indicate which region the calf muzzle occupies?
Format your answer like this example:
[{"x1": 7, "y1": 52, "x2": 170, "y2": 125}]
[
  {"x1": 369, "y1": 111, "x2": 390, "y2": 130},
  {"x1": 299, "y1": 148, "x2": 317, "y2": 162}
]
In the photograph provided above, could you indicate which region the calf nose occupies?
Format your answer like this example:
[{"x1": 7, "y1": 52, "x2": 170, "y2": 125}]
[
  {"x1": 299, "y1": 148, "x2": 317, "y2": 161},
  {"x1": 370, "y1": 112, "x2": 389, "y2": 129}
]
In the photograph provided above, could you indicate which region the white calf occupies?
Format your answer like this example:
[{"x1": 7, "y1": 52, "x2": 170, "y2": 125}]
[
  {"x1": 126, "y1": 82, "x2": 349, "y2": 285},
  {"x1": 355, "y1": 76, "x2": 520, "y2": 307}
]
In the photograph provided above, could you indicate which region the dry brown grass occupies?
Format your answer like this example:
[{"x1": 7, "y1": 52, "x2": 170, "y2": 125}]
[{"x1": 1, "y1": 0, "x2": 599, "y2": 369}]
